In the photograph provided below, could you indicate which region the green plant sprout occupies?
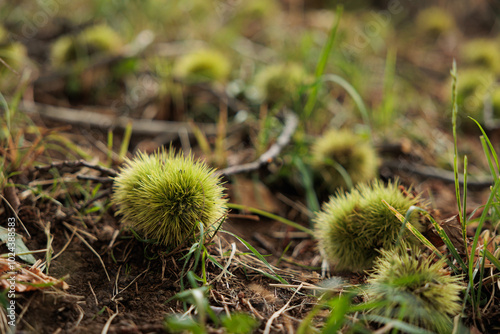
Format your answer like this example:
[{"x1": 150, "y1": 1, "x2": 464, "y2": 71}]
[
  {"x1": 313, "y1": 179, "x2": 425, "y2": 272},
  {"x1": 311, "y1": 128, "x2": 378, "y2": 192},
  {"x1": 366, "y1": 245, "x2": 463, "y2": 333},
  {"x1": 112, "y1": 149, "x2": 227, "y2": 249}
]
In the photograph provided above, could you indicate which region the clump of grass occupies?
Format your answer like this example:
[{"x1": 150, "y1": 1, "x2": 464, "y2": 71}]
[
  {"x1": 112, "y1": 149, "x2": 227, "y2": 249},
  {"x1": 173, "y1": 49, "x2": 231, "y2": 84},
  {"x1": 311, "y1": 128, "x2": 377, "y2": 192},
  {"x1": 313, "y1": 180, "x2": 424, "y2": 272},
  {"x1": 366, "y1": 245, "x2": 463, "y2": 333}
]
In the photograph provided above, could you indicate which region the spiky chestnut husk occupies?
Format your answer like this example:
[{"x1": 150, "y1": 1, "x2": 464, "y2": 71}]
[
  {"x1": 366, "y1": 245, "x2": 463, "y2": 333},
  {"x1": 0, "y1": 25, "x2": 7, "y2": 44},
  {"x1": 253, "y1": 63, "x2": 306, "y2": 104},
  {"x1": 112, "y1": 149, "x2": 227, "y2": 249},
  {"x1": 173, "y1": 49, "x2": 231, "y2": 84},
  {"x1": 0, "y1": 42, "x2": 27, "y2": 71},
  {"x1": 491, "y1": 87, "x2": 500, "y2": 119},
  {"x1": 452, "y1": 68, "x2": 494, "y2": 121},
  {"x1": 461, "y1": 39, "x2": 500, "y2": 74},
  {"x1": 236, "y1": 0, "x2": 279, "y2": 20},
  {"x1": 311, "y1": 129, "x2": 377, "y2": 192},
  {"x1": 0, "y1": 42, "x2": 28, "y2": 93},
  {"x1": 313, "y1": 180, "x2": 424, "y2": 272},
  {"x1": 416, "y1": 7, "x2": 455, "y2": 38},
  {"x1": 51, "y1": 24, "x2": 122, "y2": 67}
]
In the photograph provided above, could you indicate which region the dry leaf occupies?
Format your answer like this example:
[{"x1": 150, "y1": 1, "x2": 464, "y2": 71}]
[
  {"x1": 0, "y1": 258, "x2": 68, "y2": 292},
  {"x1": 440, "y1": 214, "x2": 466, "y2": 254}
]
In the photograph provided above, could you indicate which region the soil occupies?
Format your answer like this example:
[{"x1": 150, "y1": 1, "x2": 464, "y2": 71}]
[
  {"x1": 2, "y1": 163, "x2": 495, "y2": 333},
  {"x1": 1, "y1": 1, "x2": 500, "y2": 333}
]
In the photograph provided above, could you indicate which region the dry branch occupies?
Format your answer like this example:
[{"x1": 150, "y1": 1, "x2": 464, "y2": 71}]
[
  {"x1": 383, "y1": 160, "x2": 493, "y2": 189},
  {"x1": 20, "y1": 101, "x2": 221, "y2": 137},
  {"x1": 219, "y1": 111, "x2": 299, "y2": 177},
  {"x1": 35, "y1": 160, "x2": 118, "y2": 177}
]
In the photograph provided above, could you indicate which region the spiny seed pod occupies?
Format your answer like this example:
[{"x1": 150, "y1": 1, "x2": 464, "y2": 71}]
[
  {"x1": 453, "y1": 68, "x2": 494, "y2": 120},
  {"x1": 366, "y1": 245, "x2": 463, "y2": 333},
  {"x1": 51, "y1": 24, "x2": 122, "y2": 67},
  {"x1": 0, "y1": 41, "x2": 28, "y2": 92},
  {"x1": 491, "y1": 87, "x2": 500, "y2": 119},
  {"x1": 313, "y1": 180, "x2": 424, "y2": 272},
  {"x1": 311, "y1": 129, "x2": 377, "y2": 192},
  {"x1": 112, "y1": 149, "x2": 227, "y2": 249},
  {"x1": 0, "y1": 25, "x2": 7, "y2": 44},
  {"x1": 173, "y1": 49, "x2": 231, "y2": 84},
  {"x1": 416, "y1": 7, "x2": 455, "y2": 38},
  {"x1": 461, "y1": 38, "x2": 500, "y2": 74},
  {"x1": 253, "y1": 63, "x2": 306, "y2": 104},
  {"x1": 0, "y1": 42, "x2": 28, "y2": 71}
]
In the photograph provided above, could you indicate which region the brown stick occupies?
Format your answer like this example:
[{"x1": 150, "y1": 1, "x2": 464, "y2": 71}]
[
  {"x1": 35, "y1": 160, "x2": 118, "y2": 177},
  {"x1": 19, "y1": 101, "x2": 221, "y2": 137},
  {"x1": 219, "y1": 111, "x2": 298, "y2": 177},
  {"x1": 383, "y1": 160, "x2": 493, "y2": 189}
]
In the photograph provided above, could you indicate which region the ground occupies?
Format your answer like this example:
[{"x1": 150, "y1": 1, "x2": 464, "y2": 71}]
[{"x1": 1, "y1": 1, "x2": 500, "y2": 333}]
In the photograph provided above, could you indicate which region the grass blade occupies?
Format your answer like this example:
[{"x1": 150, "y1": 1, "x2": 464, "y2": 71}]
[
  {"x1": 227, "y1": 203, "x2": 314, "y2": 236},
  {"x1": 321, "y1": 74, "x2": 371, "y2": 135},
  {"x1": 118, "y1": 121, "x2": 133, "y2": 162},
  {"x1": 468, "y1": 177, "x2": 500, "y2": 311},
  {"x1": 304, "y1": 6, "x2": 343, "y2": 119},
  {"x1": 221, "y1": 230, "x2": 288, "y2": 284},
  {"x1": 450, "y1": 61, "x2": 463, "y2": 225},
  {"x1": 382, "y1": 200, "x2": 443, "y2": 257},
  {"x1": 470, "y1": 117, "x2": 500, "y2": 177},
  {"x1": 462, "y1": 155, "x2": 468, "y2": 253},
  {"x1": 484, "y1": 249, "x2": 500, "y2": 270},
  {"x1": 361, "y1": 315, "x2": 435, "y2": 334},
  {"x1": 292, "y1": 156, "x2": 320, "y2": 213},
  {"x1": 407, "y1": 207, "x2": 466, "y2": 273}
]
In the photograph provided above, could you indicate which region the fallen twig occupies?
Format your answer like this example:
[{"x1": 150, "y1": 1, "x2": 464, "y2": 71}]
[
  {"x1": 263, "y1": 283, "x2": 303, "y2": 334},
  {"x1": 20, "y1": 101, "x2": 221, "y2": 137},
  {"x1": 35, "y1": 159, "x2": 118, "y2": 177},
  {"x1": 219, "y1": 111, "x2": 298, "y2": 177},
  {"x1": 77, "y1": 175, "x2": 114, "y2": 184},
  {"x1": 383, "y1": 160, "x2": 493, "y2": 189}
]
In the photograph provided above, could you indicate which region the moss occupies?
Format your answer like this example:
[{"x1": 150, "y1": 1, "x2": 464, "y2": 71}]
[
  {"x1": 313, "y1": 180, "x2": 423, "y2": 272},
  {"x1": 367, "y1": 245, "x2": 463, "y2": 332},
  {"x1": 311, "y1": 129, "x2": 378, "y2": 192},
  {"x1": 112, "y1": 149, "x2": 227, "y2": 249}
]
